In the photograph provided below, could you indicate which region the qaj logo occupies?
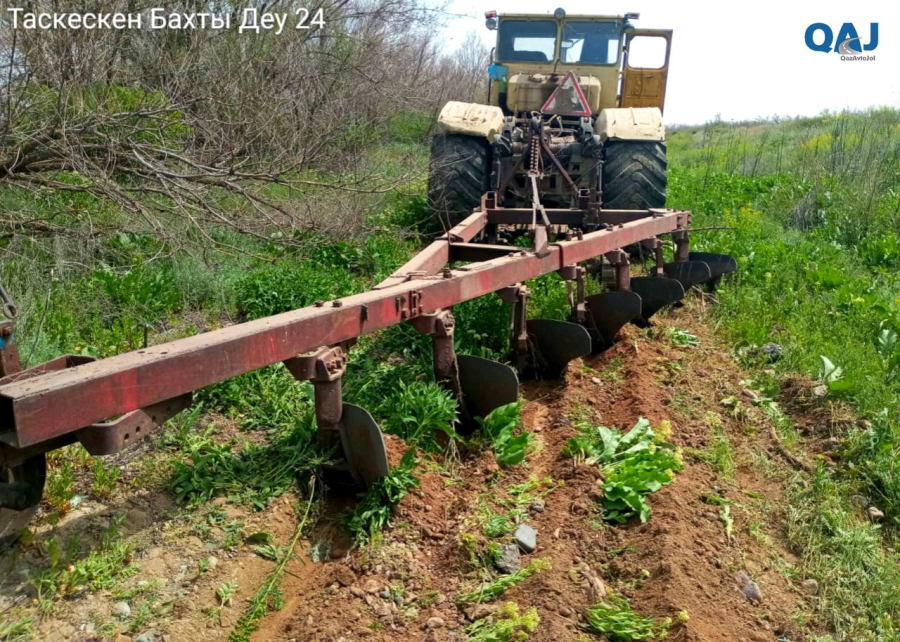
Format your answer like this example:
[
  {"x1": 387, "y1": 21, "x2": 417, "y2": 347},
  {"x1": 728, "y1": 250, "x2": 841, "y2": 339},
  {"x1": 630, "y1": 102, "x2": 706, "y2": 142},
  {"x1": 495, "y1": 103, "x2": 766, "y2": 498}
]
[{"x1": 805, "y1": 23, "x2": 878, "y2": 60}]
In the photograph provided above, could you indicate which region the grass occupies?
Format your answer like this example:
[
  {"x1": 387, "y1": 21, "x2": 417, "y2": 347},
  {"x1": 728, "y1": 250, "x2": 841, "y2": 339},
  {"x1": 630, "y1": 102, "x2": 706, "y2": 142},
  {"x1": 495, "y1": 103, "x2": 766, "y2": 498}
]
[
  {"x1": 230, "y1": 483, "x2": 317, "y2": 642},
  {"x1": 26, "y1": 514, "x2": 137, "y2": 614},
  {"x1": 346, "y1": 449, "x2": 420, "y2": 545},
  {"x1": 669, "y1": 108, "x2": 900, "y2": 639}
]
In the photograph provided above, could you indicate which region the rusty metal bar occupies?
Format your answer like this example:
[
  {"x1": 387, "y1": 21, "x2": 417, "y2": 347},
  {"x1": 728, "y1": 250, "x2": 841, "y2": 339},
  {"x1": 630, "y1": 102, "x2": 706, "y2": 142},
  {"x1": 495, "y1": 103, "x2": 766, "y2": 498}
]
[
  {"x1": 0, "y1": 209, "x2": 687, "y2": 447},
  {"x1": 374, "y1": 211, "x2": 486, "y2": 289},
  {"x1": 486, "y1": 208, "x2": 586, "y2": 226},
  {"x1": 450, "y1": 243, "x2": 518, "y2": 263}
]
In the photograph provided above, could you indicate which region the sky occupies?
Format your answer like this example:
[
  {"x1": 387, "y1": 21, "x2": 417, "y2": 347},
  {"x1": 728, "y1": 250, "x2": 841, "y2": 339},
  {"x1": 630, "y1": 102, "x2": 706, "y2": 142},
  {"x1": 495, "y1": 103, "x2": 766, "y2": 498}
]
[{"x1": 438, "y1": 0, "x2": 899, "y2": 124}]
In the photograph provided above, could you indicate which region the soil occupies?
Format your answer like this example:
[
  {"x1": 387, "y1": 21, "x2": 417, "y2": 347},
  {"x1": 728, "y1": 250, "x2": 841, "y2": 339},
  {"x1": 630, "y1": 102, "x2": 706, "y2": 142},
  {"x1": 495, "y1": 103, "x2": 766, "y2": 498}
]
[{"x1": 0, "y1": 300, "x2": 828, "y2": 642}]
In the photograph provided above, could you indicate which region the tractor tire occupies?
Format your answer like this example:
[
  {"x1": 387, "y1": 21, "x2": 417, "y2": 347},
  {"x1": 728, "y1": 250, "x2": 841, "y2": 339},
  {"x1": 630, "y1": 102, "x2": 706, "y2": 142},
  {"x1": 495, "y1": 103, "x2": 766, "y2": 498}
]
[
  {"x1": 427, "y1": 134, "x2": 490, "y2": 228},
  {"x1": 602, "y1": 140, "x2": 667, "y2": 209},
  {"x1": 0, "y1": 454, "x2": 46, "y2": 552}
]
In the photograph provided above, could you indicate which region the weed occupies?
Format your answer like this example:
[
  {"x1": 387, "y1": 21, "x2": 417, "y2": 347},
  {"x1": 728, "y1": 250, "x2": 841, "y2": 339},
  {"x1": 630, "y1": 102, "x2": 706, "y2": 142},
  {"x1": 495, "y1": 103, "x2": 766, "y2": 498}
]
[
  {"x1": 347, "y1": 449, "x2": 419, "y2": 545},
  {"x1": 91, "y1": 459, "x2": 121, "y2": 498},
  {"x1": 0, "y1": 617, "x2": 32, "y2": 642},
  {"x1": 476, "y1": 402, "x2": 535, "y2": 466},
  {"x1": 457, "y1": 558, "x2": 551, "y2": 604},
  {"x1": 563, "y1": 418, "x2": 682, "y2": 523},
  {"x1": 667, "y1": 327, "x2": 699, "y2": 348},
  {"x1": 464, "y1": 602, "x2": 540, "y2": 642},
  {"x1": 230, "y1": 485, "x2": 316, "y2": 642},
  {"x1": 382, "y1": 380, "x2": 460, "y2": 451},
  {"x1": 45, "y1": 458, "x2": 77, "y2": 513},
  {"x1": 167, "y1": 411, "x2": 325, "y2": 509},
  {"x1": 26, "y1": 514, "x2": 136, "y2": 612},
  {"x1": 581, "y1": 593, "x2": 672, "y2": 641}
]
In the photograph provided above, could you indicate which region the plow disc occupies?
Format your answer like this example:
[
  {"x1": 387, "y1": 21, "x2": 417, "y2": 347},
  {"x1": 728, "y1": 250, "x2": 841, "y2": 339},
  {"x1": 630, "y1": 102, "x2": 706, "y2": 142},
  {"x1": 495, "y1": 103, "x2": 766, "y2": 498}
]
[
  {"x1": 584, "y1": 291, "x2": 643, "y2": 351},
  {"x1": 525, "y1": 319, "x2": 593, "y2": 379},
  {"x1": 338, "y1": 404, "x2": 391, "y2": 486},
  {"x1": 663, "y1": 261, "x2": 713, "y2": 290},
  {"x1": 688, "y1": 251, "x2": 738, "y2": 286},
  {"x1": 457, "y1": 354, "x2": 520, "y2": 422},
  {"x1": 630, "y1": 276, "x2": 686, "y2": 324}
]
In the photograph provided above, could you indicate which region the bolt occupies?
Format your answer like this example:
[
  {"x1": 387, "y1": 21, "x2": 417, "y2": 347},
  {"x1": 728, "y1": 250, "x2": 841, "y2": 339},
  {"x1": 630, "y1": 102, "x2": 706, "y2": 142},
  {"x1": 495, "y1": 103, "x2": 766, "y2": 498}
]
[
  {"x1": 332, "y1": 300, "x2": 343, "y2": 308},
  {"x1": 315, "y1": 300, "x2": 325, "y2": 307},
  {"x1": 442, "y1": 268, "x2": 452, "y2": 279}
]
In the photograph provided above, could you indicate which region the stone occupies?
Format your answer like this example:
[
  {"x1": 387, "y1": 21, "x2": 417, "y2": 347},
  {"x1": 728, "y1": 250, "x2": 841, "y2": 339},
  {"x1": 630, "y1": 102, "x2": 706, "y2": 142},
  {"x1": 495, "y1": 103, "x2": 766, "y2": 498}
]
[
  {"x1": 207, "y1": 556, "x2": 219, "y2": 570},
  {"x1": 559, "y1": 606, "x2": 574, "y2": 617},
  {"x1": 801, "y1": 579, "x2": 819, "y2": 596},
  {"x1": 425, "y1": 617, "x2": 445, "y2": 630},
  {"x1": 735, "y1": 570, "x2": 763, "y2": 604},
  {"x1": 380, "y1": 588, "x2": 391, "y2": 599},
  {"x1": 529, "y1": 498, "x2": 545, "y2": 513},
  {"x1": 868, "y1": 506, "x2": 885, "y2": 522},
  {"x1": 760, "y1": 343, "x2": 783, "y2": 362},
  {"x1": 135, "y1": 632, "x2": 157, "y2": 642},
  {"x1": 364, "y1": 579, "x2": 381, "y2": 594},
  {"x1": 850, "y1": 494, "x2": 870, "y2": 508},
  {"x1": 514, "y1": 524, "x2": 537, "y2": 554},
  {"x1": 494, "y1": 543, "x2": 522, "y2": 574},
  {"x1": 113, "y1": 601, "x2": 132, "y2": 618},
  {"x1": 350, "y1": 586, "x2": 366, "y2": 598},
  {"x1": 468, "y1": 603, "x2": 498, "y2": 621},
  {"x1": 115, "y1": 636, "x2": 132, "y2": 642}
]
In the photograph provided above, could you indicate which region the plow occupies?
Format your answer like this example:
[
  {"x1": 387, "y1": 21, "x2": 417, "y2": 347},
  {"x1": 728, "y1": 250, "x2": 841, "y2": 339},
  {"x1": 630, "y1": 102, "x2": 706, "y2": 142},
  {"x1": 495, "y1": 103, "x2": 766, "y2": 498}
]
[{"x1": 0, "y1": 8, "x2": 736, "y2": 549}]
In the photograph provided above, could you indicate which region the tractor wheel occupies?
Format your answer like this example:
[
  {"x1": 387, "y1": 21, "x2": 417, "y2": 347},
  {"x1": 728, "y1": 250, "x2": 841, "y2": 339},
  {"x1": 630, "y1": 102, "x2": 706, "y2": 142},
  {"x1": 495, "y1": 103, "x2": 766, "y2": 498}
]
[
  {"x1": 602, "y1": 140, "x2": 667, "y2": 209},
  {"x1": 0, "y1": 454, "x2": 46, "y2": 552},
  {"x1": 427, "y1": 134, "x2": 490, "y2": 228}
]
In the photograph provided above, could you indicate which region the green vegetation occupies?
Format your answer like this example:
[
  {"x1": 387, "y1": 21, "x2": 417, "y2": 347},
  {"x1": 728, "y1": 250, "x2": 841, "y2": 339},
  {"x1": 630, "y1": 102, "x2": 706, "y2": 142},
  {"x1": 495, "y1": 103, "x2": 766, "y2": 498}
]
[
  {"x1": 563, "y1": 417, "x2": 682, "y2": 523},
  {"x1": 26, "y1": 515, "x2": 136, "y2": 614},
  {"x1": 381, "y1": 381, "x2": 460, "y2": 451},
  {"x1": 464, "y1": 602, "x2": 540, "y2": 642},
  {"x1": 347, "y1": 449, "x2": 420, "y2": 545},
  {"x1": 669, "y1": 108, "x2": 900, "y2": 639},
  {"x1": 476, "y1": 402, "x2": 535, "y2": 466},
  {"x1": 581, "y1": 594, "x2": 672, "y2": 641},
  {"x1": 230, "y1": 485, "x2": 317, "y2": 642},
  {"x1": 457, "y1": 558, "x2": 551, "y2": 604}
]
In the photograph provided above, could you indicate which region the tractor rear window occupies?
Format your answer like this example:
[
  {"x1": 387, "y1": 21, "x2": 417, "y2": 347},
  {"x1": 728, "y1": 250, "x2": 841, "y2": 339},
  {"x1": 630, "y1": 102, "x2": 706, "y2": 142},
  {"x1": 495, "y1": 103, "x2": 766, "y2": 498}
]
[
  {"x1": 497, "y1": 20, "x2": 557, "y2": 63},
  {"x1": 561, "y1": 21, "x2": 622, "y2": 65}
]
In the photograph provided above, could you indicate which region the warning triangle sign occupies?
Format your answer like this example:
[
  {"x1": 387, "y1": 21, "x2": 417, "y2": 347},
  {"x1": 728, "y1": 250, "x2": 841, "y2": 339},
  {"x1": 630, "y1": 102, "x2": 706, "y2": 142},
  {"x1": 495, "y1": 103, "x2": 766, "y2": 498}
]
[{"x1": 541, "y1": 71, "x2": 592, "y2": 117}]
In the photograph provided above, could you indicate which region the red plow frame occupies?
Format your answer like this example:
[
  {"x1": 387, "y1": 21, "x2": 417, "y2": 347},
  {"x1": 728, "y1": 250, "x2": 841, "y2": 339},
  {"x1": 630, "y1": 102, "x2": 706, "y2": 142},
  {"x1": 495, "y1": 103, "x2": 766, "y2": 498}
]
[{"x1": 0, "y1": 192, "x2": 735, "y2": 544}]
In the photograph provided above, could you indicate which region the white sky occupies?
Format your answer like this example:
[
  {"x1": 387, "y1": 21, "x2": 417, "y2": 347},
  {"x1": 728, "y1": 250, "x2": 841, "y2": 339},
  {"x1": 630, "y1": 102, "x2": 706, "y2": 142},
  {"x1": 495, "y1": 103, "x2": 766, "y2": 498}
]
[{"x1": 439, "y1": 0, "x2": 899, "y2": 124}]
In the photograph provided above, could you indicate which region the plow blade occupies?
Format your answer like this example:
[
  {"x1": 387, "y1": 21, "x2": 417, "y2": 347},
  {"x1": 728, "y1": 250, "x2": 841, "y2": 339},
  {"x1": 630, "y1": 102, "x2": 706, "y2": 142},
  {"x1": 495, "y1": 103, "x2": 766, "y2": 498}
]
[
  {"x1": 457, "y1": 355, "x2": 520, "y2": 422},
  {"x1": 584, "y1": 291, "x2": 643, "y2": 351},
  {"x1": 688, "y1": 251, "x2": 737, "y2": 285},
  {"x1": 338, "y1": 403, "x2": 391, "y2": 487},
  {"x1": 630, "y1": 276, "x2": 686, "y2": 323},
  {"x1": 525, "y1": 319, "x2": 593, "y2": 379},
  {"x1": 663, "y1": 261, "x2": 713, "y2": 290}
]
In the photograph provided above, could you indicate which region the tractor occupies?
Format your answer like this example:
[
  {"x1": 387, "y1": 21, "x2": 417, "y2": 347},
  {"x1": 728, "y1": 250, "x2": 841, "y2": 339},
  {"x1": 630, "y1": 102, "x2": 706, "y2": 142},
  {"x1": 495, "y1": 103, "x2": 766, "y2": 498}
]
[{"x1": 428, "y1": 8, "x2": 671, "y2": 226}]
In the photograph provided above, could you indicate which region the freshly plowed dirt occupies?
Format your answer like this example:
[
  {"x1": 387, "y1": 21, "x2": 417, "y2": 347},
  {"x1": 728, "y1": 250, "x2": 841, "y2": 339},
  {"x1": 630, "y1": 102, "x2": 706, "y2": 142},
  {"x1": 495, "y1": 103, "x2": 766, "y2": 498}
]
[{"x1": 255, "y1": 303, "x2": 813, "y2": 642}]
